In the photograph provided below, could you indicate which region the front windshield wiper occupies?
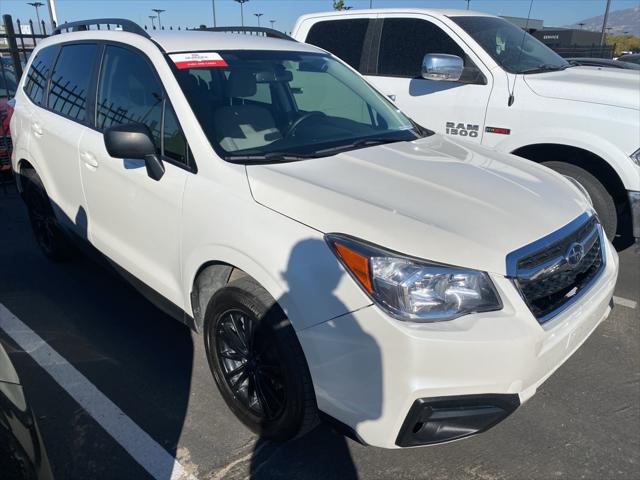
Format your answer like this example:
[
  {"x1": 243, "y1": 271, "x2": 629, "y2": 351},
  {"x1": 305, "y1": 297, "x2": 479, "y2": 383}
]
[
  {"x1": 517, "y1": 64, "x2": 572, "y2": 74},
  {"x1": 225, "y1": 137, "x2": 412, "y2": 163},
  {"x1": 312, "y1": 137, "x2": 408, "y2": 157}
]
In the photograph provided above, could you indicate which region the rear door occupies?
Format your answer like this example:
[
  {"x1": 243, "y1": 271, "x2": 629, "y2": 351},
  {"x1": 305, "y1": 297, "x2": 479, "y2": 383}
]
[
  {"x1": 79, "y1": 44, "x2": 192, "y2": 307},
  {"x1": 365, "y1": 15, "x2": 492, "y2": 143},
  {"x1": 28, "y1": 43, "x2": 98, "y2": 233}
]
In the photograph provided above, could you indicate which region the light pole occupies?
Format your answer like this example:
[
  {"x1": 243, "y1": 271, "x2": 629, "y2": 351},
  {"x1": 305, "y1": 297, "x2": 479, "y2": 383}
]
[
  {"x1": 465, "y1": 0, "x2": 471, "y2": 10},
  {"x1": 270, "y1": 19, "x2": 276, "y2": 29},
  {"x1": 152, "y1": 8, "x2": 166, "y2": 30},
  {"x1": 599, "y1": 0, "x2": 611, "y2": 46},
  {"x1": 234, "y1": 0, "x2": 249, "y2": 27},
  {"x1": 369, "y1": 0, "x2": 373, "y2": 7},
  {"x1": 578, "y1": 22, "x2": 585, "y2": 30},
  {"x1": 254, "y1": 13, "x2": 263, "y2": 27},
  {"x1": 211, "y1": 0, "x2": 217, "y2": 27},
  {"x1": 27, "y1": 2, "x2": 44, "y2": 33},
  {"x1": 149, "y1": 15, "x2": 157, "y2": 29}
]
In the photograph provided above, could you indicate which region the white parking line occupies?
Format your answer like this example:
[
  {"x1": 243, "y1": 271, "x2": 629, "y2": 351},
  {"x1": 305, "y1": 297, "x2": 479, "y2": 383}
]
[
  {"x1": 613, "y1": 296, "x2": 638, "y2": 309},
  {"x1": 0, "y1": 303, "x2": 198, "y2": 480}
]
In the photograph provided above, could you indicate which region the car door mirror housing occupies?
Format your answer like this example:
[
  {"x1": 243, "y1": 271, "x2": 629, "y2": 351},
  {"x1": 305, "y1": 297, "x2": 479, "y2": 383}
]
[
  {"x1": 421, "y1": 54, "x2": 464, "y2": 81},
  {"x1": 104, "y1": 123, "x2": 165, "y2": 181}
]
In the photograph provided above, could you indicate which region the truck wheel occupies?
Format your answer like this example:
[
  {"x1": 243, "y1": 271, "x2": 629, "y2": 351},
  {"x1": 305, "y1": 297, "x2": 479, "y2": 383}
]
[
  {"x1": 542, "y1": 161, "x2": 617, "y2": 240},
  {"x1": 22, "y1": 169, "x2": 75, "y2": 261},
  {"x1": 204, "y1": 276, "x2": 318, "y2": 441}
]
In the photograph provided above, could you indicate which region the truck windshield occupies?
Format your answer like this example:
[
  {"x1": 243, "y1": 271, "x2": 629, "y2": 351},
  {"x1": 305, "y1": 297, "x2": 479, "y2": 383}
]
[
  {"x1": 172, "y1": 50, "x2": 424, "y2": 162},
  {"x1": 452, "y1": 16, "x2": 570, "y2": 74}
]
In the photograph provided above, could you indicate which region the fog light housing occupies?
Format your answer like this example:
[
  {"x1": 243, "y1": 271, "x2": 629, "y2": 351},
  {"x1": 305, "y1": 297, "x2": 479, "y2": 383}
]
[{"x1": 395, "y1": 394, "x2": 520, "y2": 447}]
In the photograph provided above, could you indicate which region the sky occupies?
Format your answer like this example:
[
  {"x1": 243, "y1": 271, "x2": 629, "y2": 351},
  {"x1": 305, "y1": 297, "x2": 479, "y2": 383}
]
[{"x1": 0, "y1": 0, "x2": 637, "y2": 33}]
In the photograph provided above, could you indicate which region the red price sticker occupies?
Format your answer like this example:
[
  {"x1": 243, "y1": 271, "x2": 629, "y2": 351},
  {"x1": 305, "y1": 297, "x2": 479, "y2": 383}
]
[{"x1": 169, "y1": 52, "x2": 228, "y2": 69}]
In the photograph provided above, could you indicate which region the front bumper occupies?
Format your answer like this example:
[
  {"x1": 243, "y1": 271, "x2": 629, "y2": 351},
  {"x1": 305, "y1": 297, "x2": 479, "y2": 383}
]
[
  {"x1": 629, "y1": 190, "x2": 640, "y2": 240},
  {"x1": 298, "y1": 241, "x2": 618, "y2": 448}
]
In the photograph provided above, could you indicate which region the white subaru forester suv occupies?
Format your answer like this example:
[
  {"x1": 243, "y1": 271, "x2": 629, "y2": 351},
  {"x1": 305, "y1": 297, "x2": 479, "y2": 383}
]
[{"x1": 11, "y1": 20, "x2": 618, "y2": 448}]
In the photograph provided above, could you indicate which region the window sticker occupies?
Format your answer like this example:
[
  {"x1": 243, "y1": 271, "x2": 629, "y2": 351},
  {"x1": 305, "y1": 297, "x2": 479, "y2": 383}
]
[{"x1": 169, "y1": 52, "x2": 228, "y2": 69}]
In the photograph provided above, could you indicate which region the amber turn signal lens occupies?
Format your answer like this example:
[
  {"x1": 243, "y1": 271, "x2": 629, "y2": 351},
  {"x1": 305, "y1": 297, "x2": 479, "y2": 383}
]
[{"x1": 333, "y1": 241, "x2": 373, "y2": 293}]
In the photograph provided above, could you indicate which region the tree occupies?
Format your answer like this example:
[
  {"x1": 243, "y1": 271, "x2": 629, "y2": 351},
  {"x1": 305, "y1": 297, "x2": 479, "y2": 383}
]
[
  {"x1": 333, "y1": 0, "x2": 352, "y2": 10},
  {"x1": 606, "y1": 34, "x2": 640, "y2": 56}
]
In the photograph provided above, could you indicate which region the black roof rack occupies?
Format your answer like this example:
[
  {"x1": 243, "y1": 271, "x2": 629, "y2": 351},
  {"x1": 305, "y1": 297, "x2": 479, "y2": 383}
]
[
  {"x1": 200, "y1": 26, "x2": 297, "y2": 42},
  {"x1": 53, "y1": 18, "x2": 150, "y2": 38}
]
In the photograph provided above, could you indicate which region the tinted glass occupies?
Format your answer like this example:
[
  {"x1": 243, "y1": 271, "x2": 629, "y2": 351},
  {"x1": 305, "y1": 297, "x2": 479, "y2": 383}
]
[
  {"x1": 97, "y1": 46, "x2": 163, "y2": 152},
  {"x1": 378, "y1": 19, "x2": 466, "y2": 77},
  {"x1": 306, "y1": 19, "x2": 370, "y2": 70},
  {"x1": 48, "y1": 44, "x2": 97, "y2": 121},
  {"x1": 98, "y1": 46, "x2": 189, "y2": 165},
  {"x1": 23, "y1": 46, "x2": 57, "y2": 105},
  {"x1": 163, "y1": 104, "x2": 188, "y2": 164},
  {"x1": 452, "y1": 16, "x2": 569, "y2": 74}
]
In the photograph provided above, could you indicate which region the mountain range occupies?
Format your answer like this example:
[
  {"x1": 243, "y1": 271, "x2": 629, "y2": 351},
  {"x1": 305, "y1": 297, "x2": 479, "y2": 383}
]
[{"x1": 565, "y1": 5, "x2": 640, "y2": 36}]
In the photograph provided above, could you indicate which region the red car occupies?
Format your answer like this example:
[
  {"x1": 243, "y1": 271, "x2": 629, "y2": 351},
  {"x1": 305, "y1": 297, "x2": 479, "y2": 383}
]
[{"x1": 0, "y1": 67, "x2": 17, "y2": 177}]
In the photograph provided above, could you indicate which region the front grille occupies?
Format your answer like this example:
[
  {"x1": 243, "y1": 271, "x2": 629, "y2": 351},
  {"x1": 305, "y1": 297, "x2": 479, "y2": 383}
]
[{"x1": 508, "y1": 214, "x2": 605, "y2": 324}]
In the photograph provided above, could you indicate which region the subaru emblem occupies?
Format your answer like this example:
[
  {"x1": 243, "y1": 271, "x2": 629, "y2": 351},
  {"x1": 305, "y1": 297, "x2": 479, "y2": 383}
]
[{"x1": 565, "y1": 243, "x2": 585, "y2": 268}]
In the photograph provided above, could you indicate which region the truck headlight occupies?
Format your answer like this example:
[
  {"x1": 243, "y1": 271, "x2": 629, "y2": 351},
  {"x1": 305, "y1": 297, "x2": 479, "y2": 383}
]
[
  {"x1": 326, "y1": 235, "x2": 502, "y2": 322},
  {"x1": 631, "y1": 148, "x2": 640, "y2": 166}
]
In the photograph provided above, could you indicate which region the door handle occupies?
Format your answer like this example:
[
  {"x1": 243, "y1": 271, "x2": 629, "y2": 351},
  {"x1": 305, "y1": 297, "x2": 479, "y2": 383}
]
[
  {"x1": 31, "y1": 122, "x2": 43, "y2": 137},
  {"x1": 81, "y1": 151, "x2": 99, "y2": 169}
]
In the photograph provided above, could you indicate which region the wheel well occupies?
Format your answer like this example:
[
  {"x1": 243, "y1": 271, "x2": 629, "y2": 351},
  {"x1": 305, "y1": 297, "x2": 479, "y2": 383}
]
[
  {"x1": 512, "y1": 144, "x2": 628, "y2": 207},
  {"x1": 190, "y1": 262, "x2": 249, "y2": 332},
  {"x1": 16, "y1": 159, "x2": 35, "y2": 193}
]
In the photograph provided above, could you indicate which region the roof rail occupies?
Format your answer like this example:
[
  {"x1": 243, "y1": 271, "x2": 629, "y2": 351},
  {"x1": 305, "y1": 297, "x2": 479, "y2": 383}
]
[
  {"x1": 200, "y1": 26, "x2": 297, "y2": 42},
  {"x1": 53, "y1": 18, "x2": 150, "y2": 38}
]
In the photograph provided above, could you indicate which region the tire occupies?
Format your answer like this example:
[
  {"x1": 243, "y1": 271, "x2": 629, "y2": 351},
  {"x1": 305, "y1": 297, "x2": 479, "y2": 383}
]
[
  {"x1": 204, "y1": 276, "x2": 318, "y2": 441},
  {"x1": 542, "y1": 161, "x2": 618, "y2": 240},
  {"x1": 22, "y1": 169, "x2": 75, "y2": 261}
]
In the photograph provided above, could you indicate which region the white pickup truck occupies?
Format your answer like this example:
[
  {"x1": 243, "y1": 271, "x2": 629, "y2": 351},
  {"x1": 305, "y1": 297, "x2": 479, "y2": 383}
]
[{"x1": 292, "y1": 8, "x2": 640, "y2": 242}]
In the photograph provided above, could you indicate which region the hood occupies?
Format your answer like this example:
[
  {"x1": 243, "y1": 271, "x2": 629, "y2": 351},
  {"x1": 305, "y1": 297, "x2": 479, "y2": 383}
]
[
  {"x1": 524, "y1": 66, "x2": 640, "y2": 109},
  {"x1": 247, "y1": 136, "x2": 591, "y2": 275}
]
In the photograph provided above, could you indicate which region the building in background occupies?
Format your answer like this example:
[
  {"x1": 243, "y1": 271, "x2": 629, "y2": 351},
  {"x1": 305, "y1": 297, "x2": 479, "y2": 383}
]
[
  {"x1": 532, "y1": 28, "x2": 612, "y2": 58},
  {"x1": 500, "y1": 15, "x2": 543, "y2": 33}
]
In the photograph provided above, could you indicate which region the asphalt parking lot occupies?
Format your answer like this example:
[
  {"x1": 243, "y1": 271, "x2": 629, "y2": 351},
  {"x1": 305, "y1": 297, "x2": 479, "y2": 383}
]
[{"x1": 1, "y1": 185, "x2": 638, "y2": 480}]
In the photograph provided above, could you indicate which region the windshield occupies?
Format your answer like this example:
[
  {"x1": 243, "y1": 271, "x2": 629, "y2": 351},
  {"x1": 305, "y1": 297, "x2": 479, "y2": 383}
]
[
  {"x1": 452, "y1": 16, "x2": 570, "y2": 74},
  {"x1": 172, "y1": 50, "x2": 424, "y2": 162}
]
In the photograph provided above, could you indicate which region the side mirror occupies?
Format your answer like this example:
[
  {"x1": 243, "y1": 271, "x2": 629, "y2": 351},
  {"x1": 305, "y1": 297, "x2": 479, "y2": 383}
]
[
  {"x1": 104, "y1": 123, "x2": 165, "y2": 181},
  {"x1": 421, "y1": 54, "x2": 464, "y2": 82}
]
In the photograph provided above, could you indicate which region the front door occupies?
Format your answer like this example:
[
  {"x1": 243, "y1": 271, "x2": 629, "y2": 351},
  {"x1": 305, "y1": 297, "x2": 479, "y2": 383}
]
[
  {"x1": 365, "y1": 15, "x2": 492, "y2": 144},
  {"x1": 79, "y1": 44, "x2": 192, "y2": 307}
]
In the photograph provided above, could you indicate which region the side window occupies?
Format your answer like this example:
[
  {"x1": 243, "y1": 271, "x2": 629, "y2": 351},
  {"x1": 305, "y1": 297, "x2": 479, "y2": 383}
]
[
  {"x1": 47, "y1": 44, "x2": 97, "y2": 121},
  {"x1": 163, "y1": 104, "x2": 189, "y2": 164},
  {"x1": 306, "y1": 19, "x2": 370, "y2": 71},
  {"x1": 24, "y1": 46, "x2": 56, "y2": 105},
  {"x1": 97, "y1": 45, "x2": 190, "y2": 166},
  {"x1": 378, "y1": 18, "x2": 467, "y2": 78}
]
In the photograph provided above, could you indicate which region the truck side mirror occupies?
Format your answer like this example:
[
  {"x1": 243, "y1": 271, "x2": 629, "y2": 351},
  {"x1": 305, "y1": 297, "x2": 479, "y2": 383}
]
[
  {"x1": 104, "y1": 123, "x2": 165, "y2": 181},
  {"x1": 421, "y1": 54, "x2": 464, "y2": 82}
]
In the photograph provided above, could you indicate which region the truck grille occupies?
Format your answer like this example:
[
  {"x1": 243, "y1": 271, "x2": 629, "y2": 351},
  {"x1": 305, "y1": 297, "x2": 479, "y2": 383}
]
[{"x1": 507, "y1": 214, "x2": 605, "y2": 324}]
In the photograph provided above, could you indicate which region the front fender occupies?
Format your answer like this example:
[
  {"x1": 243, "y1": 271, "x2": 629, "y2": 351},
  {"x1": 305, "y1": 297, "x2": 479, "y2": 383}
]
[{"x1": 493, "y1": 128, "x2": 639, "y2": 192}]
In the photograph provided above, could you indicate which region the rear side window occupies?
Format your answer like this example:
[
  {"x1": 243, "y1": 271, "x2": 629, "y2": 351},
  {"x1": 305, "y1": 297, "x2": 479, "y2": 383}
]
[
  {"x1": 23, "y1": 46, "x2": 57, "y2": 105},
  {"x1": 378, "y1": 18, "x2": 466, "y2": 77},
  {"x1": 97, "y1": 45, "x2": 190, "y2": 166},
  {"x1": 48, "y1": 43, "x2": 98, "y2": 121},
  {"x1": 306, "y1": 19, "x2": 370, "y2": 71}
]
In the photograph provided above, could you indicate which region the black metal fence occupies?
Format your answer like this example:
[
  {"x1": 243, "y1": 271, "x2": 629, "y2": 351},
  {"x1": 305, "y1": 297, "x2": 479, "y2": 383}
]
[{"x1": 553, "y1": 45, "x2": 616, "y2": 59}]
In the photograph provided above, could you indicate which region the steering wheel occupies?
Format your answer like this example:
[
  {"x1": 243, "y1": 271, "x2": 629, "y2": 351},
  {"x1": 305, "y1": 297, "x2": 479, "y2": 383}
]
[{"x1": 284, "y1": 111, "x2": 326, "y2": 138}]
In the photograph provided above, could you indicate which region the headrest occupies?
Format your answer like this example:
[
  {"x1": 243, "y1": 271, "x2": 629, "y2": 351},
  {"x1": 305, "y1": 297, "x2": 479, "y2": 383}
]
[{"x1": 227, "y1": 69, "x2": 257, "y2": 98}]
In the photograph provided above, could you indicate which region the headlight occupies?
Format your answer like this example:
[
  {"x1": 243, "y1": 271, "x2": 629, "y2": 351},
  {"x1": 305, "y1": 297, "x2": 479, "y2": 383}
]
[
  {"x1": 631, "y1": 148, "x2": 640, "y2": 167},
  {"x1": 563, "y1": 175, "x2": 593, "y2": 206},
  {"x1": 326, "y1": 235, "x2": 502, "y2": 322}
]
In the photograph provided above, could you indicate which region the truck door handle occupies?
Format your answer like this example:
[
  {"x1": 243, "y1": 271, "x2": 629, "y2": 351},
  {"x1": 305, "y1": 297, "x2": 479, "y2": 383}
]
[
  {"x1": 31, "y1": 122, "x2": 43, "y2": 136},
  {"x1": 81, "y1": 151, "x2": 99, "y2": 169}
]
